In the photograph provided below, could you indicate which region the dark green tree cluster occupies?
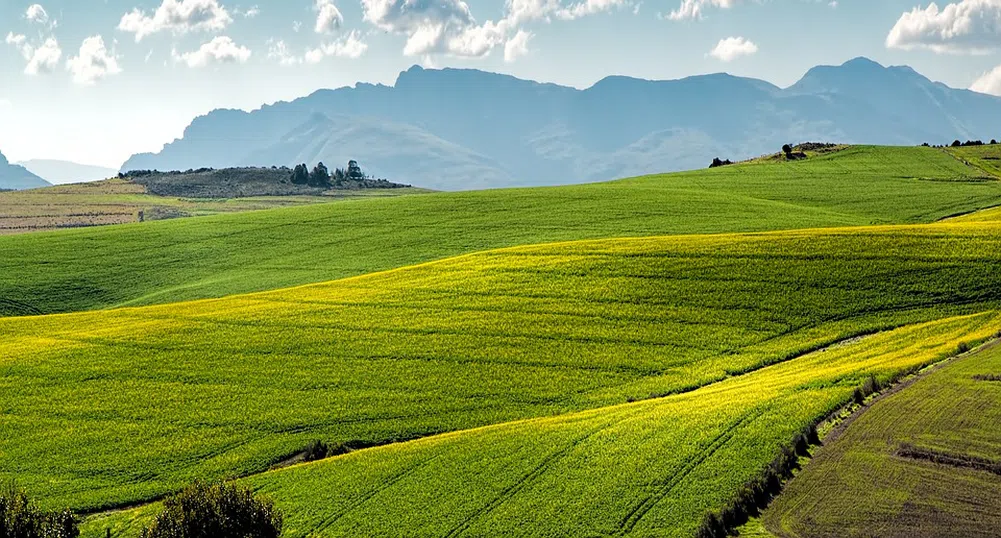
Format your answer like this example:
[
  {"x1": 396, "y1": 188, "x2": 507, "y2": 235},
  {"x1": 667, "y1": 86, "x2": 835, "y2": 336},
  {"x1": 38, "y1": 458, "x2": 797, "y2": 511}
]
[
  {"x1": 290, "y1": 163, "x2": 330, "y2": 187},
  {"x1": 140, "y1": 481, "x2": 282, "y2": 538},
  {"x1": 0, "y1": 485, "x2": 78, "y2": 538},
  {"x1": 290, "y1": 160, "x2": 369, "y2": 188}
]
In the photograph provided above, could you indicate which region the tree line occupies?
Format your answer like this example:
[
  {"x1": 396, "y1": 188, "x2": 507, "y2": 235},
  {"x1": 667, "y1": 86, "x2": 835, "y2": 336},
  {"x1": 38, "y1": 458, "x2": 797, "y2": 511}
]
[{"x1": 289, "y1": 160, "x2": 366, "y2": 188}]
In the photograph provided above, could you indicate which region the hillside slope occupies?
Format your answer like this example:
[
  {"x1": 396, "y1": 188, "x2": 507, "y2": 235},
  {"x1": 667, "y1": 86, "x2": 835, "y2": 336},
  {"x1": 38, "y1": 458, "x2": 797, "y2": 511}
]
[
  {"x1": 3, "y1": 146, "x2": 1001, "y2": 317},
  {"x1": 4, "y1": 219, "x2": 1001, "y2": 527},
  {"x1": 121, "y1": 58, "x2": 1001, "y2": 190}
]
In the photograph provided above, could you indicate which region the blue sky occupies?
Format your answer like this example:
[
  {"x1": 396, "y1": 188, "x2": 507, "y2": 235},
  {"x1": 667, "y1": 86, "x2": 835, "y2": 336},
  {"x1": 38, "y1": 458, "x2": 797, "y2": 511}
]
[{"x1": 3, "y1": 0, "x2": 1001, "y2": 167}]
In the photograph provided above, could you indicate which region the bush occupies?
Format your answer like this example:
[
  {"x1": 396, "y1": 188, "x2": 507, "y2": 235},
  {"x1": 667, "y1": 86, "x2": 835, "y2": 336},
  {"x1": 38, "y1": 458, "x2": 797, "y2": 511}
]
[
  {"x1": 302, "y1": 440, "x2": 329, "y2": 462},
  {"x1": 0, "y1": 484, "x2": 79, "y2": 538},
  {"x1": 141, "y1": 481, "x2": 282, "y2": 538}
]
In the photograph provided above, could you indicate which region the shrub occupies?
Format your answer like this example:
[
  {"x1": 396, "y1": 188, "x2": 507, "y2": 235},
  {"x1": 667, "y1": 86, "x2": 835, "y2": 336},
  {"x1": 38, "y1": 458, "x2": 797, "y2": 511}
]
[
  {"x1": 140, "y1": 481, "x2": 282, "y2": 538},
  {"x1": 957, "y1": 341, "x2": 970, "y2": 354},
  {"x1": 302, "y1": 440, "x2": 329, "y2": 462},
  {"x1": 0, "y1": 484, "x2": 79, "y2": 538}
]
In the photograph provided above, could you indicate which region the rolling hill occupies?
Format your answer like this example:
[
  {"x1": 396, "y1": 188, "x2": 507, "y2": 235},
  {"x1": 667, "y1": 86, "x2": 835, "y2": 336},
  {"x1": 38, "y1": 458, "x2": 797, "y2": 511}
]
[
  {"x1": 16, "y1": 159, "x2": 118, "y2": 185},
  {"x1": 4, "y1": 146, "x2": 1001, "y2": 317},
  {"x1": 0, "y1": 150, "x2": 50, "y2": 190},
  {"x1": 121, "y1": 58, "x2": 1001, "y2": 190},
  {"x1": 3, "y1": 219, "x2": 1001, "y2": 535}
]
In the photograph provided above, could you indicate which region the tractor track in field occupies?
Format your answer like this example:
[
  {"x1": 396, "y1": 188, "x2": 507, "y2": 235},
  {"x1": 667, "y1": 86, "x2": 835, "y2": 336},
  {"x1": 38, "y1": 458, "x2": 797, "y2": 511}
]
[{"x1": 615, "y1": 408, "x2": 767, "y2": 535}]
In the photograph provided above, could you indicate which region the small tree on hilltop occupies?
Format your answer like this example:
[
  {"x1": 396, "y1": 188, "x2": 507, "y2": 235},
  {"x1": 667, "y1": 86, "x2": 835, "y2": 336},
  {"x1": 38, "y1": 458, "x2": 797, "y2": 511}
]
[
  {"x1": 782, "y1": 144, "x2": 793, "y2": 157},
  {"x1": 347, "y1": 160, "x2": 364, "y2": 180},
  {"x1": 140, "y1": 481, "x2": 282, "y2": 538},
  {"x1": 309, "y1": 162, "x2": 331, "y2": 188}
]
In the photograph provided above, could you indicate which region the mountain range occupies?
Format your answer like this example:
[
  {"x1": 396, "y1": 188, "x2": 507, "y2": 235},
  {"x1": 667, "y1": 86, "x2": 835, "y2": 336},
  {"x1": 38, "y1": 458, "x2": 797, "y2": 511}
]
[
  {"x1": 122, "y1": 57, "x2": 1001, "y2": 191},
  {"x1": 17, "y1": 160, "x2": 118, "y2": 185},
  {"x1": 0, "y1": 151, "x2": 50, "y2": 190}
]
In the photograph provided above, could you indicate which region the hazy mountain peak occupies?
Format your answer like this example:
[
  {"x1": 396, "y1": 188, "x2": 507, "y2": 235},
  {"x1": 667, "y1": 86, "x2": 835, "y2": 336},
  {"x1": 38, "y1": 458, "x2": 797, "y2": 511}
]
[
  {"x1": 841, "y1": 56, "x2": 884, "y2": 70},
  {"x1": 0, "y1": 150, "x2": 50, "y2": 190}
]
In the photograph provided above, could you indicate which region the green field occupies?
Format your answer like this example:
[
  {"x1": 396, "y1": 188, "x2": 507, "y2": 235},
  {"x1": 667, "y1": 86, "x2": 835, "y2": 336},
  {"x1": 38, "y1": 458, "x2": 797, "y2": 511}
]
[
  {"x1": 3, "y1": 146, "x2": 1001, "y2": 317},
  {"x1": 5, "y1": 145, "x2": 1001, "y2": 537},
  {"x1": 79, "y1": 311, "x2": 1000, "y2": 537},
  {"x1": 3, "y1": 218, "x2": 1001, "y2": 521},
  {"x1": 0, "y1": 179, "x2": 424, "y2": 236},
  {"x1": 759, "y1": 341, "x2": 1001, "y2": 538}
]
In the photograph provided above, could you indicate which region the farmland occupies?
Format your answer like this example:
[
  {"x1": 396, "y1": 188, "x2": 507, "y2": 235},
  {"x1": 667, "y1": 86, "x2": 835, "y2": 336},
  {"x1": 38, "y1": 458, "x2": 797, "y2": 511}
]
[
  {"x1": 759, "y1": 340, "x2": 1001, "y2": 538},
  {"x1": 2, "y1": 218, "x2": 1001, "y2": 522},
  {"x1": 0, "y1": 179, "x2": 413, "y2": 236},
  {"x1": 80, "y1": 312, "x2": 1001, "y2": 537},
  {"x1": 4, "y1": 145, "x2": 1001, "y2": 316},
  {"x1": 3, "y1": 144, "x2": 1001, "y2": 537}
]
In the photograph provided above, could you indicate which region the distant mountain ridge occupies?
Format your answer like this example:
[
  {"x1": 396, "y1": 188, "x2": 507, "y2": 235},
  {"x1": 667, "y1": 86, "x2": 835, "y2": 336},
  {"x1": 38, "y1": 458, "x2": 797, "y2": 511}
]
[
  {"x1": 17, "y1": 160, "x2": 118, "y2": 185},
  {"x1": 0, "y1": 151, "x2": 50, "y2": 190},
  {"x1": 122, "y1": 57, "x2": 1001, "y2": 190}
]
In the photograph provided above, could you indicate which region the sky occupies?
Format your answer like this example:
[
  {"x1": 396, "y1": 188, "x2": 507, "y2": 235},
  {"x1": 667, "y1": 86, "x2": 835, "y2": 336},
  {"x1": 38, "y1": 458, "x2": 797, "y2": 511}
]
[{"x1": 3, "y1": 0, "x2": 1001, "y2": 168}]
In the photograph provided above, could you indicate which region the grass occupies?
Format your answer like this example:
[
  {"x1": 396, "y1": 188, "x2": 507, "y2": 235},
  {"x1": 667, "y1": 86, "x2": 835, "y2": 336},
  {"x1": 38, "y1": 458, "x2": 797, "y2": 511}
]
[
  {"x1": 759, "y1": 339, "x2": 1001, "y2": 538},
  {"x1": 3, "y1": 145, "x2": 1001, "y2": 316},
  {"x1": 945, "y1": 143, "x2": 1001, "y2": 179},
  {"x1": 4, "y1": 219, "x2": 1001, "y2": 517},
  {"x1": 0, "y1": 179, "x2": 421, "y2": 236},
  {"x1": 79, "y1": 312, "x2": 1001, "y2": 538}
]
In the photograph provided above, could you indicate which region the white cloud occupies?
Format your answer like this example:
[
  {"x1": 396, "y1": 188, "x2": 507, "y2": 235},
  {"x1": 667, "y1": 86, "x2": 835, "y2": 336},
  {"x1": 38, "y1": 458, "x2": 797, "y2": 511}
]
[
  {"x1": 6, "y1": 33, "x2": 62, "y2": 75},
  {"x1": 67, "y1": 36, "x2": 123, "y2": 85},
  {"x1": 362, "y1": 0, "x2": 624, "y2": 59},
  {"x1": 887, "y1": 0, "x2": 1001, "y2": 54},
  {"x1": 504, "y1": 29, "x2": 532, "y2": 62},
  {"x1": 25, "y1": 38, "x2": 62, "y2": 75},
  {"x1": 971, "y1": 63, "x2": 1001, "y2": 95},
  {"x1": 557, "y1": 0, "x2": 629, "y2": 19},
  {"x1": 267, "y1": 39, "x2": 300, "y2": 65},
  {"x1": 708, "y1": 35, "x2": 757, "y2": 61},
  {"x1": 238, "y1": 5, "x2": 260, "y2": 17},
  {"x1": 173, "y1": 36, "x2": 251, "y2": 67},
  {"x1": 25, "y1": 4, "x2": 52, "y2": 26},
  {"x1": 5, "y1": 32, "x2": 27, "y2": 48},
  {"x1": 305, "y1": 30, "x2": 368, "y2": 62},
  {"x1": 667, "y1": 0, "x2": 737, "y2": 20},
  {"x1": 118, "y1": 0, "x2": 233, "y2": 42},
  {"x1": 315, "y1": 0, "x2": 344, "y2": 33}
]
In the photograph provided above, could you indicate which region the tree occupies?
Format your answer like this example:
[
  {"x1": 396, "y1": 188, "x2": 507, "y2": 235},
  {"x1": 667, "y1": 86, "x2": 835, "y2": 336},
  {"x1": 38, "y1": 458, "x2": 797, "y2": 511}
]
[
  {"x1": 347, "y1": 160, "x2": 364, "y2": 180},
  {"x1": 290, "y1": 164, "x2": 309, "y2": 185},
  {"x1": 952, "y1": 140, "x2": 962, "y2": 147},
  {"x1": 141, "y1": 481, "x2": 282, "y2": 538},
  {"x1": 781, "y1": 144, "x2": 793, "y2": 157},
  {"x1": 309, "y1": 162, "x2": 331, "y2": 187}
]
